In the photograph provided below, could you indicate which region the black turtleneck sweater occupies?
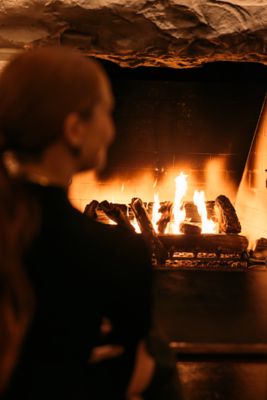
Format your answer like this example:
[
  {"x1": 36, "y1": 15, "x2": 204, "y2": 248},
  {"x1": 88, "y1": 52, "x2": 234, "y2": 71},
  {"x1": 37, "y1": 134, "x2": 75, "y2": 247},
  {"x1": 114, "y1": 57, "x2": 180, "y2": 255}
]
[{"x1": 5, "y1": 182, "x2": 152, "y2": 400}]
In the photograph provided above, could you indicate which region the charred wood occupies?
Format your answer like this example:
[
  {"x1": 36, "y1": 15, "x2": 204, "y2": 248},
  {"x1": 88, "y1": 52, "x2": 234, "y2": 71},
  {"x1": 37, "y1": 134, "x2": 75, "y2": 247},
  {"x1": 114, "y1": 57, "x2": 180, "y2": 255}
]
[
  {"x1": 95, "y1": 209, "x2": 111, "y2": 225},
  {"x1": 206, "y1": 201, "x2": 216, "y2": 221},
  {"x1": 130, "y1": 198, "x2": 156, "y2": 237},
  {"x1": 157, "y1": 201, "x2": 172, "y2": 234},
  {"x1": 130, "y1": 198, "x2": 168, "y2": 265},
  {"x1": 215, "y1": 195, "x2": 241, "y2": 234},
  {"x1": 160, "y1": 234, "x2": 248, "y2": 254},
  {"x1": 183, "y1": 202, "x2": 201, "y2": 223},
  {"x1": 180, "y1": 223, "x2": 201, "y2": 235},
  {"x1": 99, "y1": 201, "x2": 135, "y2": 232},
  {"x1": 147, "y1": 202, "x2": 154, "y2": 217},
  {"x1": 253, "y1": 237, "x2": 267, "y2": 260},
  {"x1": 83, "y1": 200, "x2": 111, "y2": 224},
  {"x1": 84, "y1": 200, "x2": 99, "y2": 220},
  {"x1": 254, "y1": 237, "x2": 267, "y2": 252},
  {"x1": 183, "y1": 201, "x2": 217, "y2": 223}
]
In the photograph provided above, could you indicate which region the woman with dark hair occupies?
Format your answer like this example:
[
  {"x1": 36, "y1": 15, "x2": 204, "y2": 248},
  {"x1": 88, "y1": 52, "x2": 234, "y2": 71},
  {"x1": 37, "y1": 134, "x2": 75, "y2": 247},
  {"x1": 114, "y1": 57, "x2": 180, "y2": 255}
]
[
  {"x1": 0, "y1": 47, "x2": 181, "y2": 400},
  {"x1": 0, "y1": 47, "x2": 156, "y2": 400}
]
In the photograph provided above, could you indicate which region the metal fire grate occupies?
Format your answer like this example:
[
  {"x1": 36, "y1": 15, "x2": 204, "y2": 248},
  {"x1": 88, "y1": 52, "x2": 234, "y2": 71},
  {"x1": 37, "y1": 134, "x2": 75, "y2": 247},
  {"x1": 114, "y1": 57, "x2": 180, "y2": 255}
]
[
  {"x1": 161, "y1": 251, "x2": 249, "y2": 268},
  {"x1": 153, "y1": 233, "x2": 249, "y2": 268}
]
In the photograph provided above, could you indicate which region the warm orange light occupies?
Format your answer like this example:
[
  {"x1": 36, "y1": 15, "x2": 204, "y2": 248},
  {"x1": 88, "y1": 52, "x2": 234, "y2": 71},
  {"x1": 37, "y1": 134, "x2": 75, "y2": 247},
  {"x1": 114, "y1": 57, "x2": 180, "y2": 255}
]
[
  {"x1": 152, "y1": 193, "x2": 161, "y2": 233},
  {"x1": 131, "y1": 218, "x2": 141, "y2": 233},
  {"x1": 108, "y1": 218, "x2": 117, "y2": 225},
  {"x1": 193, "y1": 190, "x2": 217, "y2": 233},
  {"x1": 172, "y1": 172, "x2": 187, "y2": 234},
  {"x1": 69, "y1": 159, "x2": 236, "y2": 236}
]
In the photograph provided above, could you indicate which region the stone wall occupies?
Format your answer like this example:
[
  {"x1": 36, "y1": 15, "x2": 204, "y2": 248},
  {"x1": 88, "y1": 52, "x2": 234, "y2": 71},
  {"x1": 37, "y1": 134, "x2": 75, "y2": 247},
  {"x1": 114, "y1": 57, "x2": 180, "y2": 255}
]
[{"x1": 1, "y1": 1, "x2": 267, "y2": 67}]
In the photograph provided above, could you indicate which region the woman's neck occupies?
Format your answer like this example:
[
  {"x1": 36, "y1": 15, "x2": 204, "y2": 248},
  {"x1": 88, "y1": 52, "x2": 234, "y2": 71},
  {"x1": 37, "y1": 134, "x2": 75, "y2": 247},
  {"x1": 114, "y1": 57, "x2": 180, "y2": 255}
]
[
  {"x1": 18, "y1": 158, "x2": 74, "y2": 188},
  {"x1": 11, "y1": 143, "x2": 76, "y2": 188}
]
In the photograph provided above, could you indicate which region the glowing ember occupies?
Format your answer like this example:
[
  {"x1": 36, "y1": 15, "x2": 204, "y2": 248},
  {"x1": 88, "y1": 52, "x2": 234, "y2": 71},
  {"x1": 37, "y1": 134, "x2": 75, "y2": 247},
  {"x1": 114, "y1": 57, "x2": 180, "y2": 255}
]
[
  {"x1": 193, "y1": 190, "x2": 217, "y2": 233},
  {"x1": 172, "y1": 172, "x2": 187, "y2": 234},
  {"x1": 152, "y1": 193, "x2": 161, "y2": 233}
]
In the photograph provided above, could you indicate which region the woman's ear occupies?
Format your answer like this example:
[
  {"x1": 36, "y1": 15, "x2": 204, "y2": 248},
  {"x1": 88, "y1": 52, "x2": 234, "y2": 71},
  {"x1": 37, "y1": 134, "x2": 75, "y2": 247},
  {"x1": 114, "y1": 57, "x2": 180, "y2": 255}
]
[{"x1": 63, "y1": 112, "x2": 85, "y2": 150}]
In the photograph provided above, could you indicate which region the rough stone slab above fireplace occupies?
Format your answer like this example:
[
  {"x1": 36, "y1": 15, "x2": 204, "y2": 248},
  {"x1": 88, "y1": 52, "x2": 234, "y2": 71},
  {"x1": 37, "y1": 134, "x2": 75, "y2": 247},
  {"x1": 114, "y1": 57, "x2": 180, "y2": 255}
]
[{"x1": 1, "y1": 0, "x2": 267, "y2": 67}]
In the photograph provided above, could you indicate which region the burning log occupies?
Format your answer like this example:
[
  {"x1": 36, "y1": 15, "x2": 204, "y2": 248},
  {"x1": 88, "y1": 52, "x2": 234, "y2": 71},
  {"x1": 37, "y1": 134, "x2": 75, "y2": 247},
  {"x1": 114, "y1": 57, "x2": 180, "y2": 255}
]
[
  {"x1": 254, "y1": 237, "x2": 267, "y2": 253},
  {"x1": 160, "y1": 234, "x2": 248, "y2": 254},
  {"x1": 206, "y1": 201, "x2": 217, "y2": 221},
  {"x1": 215, "y1": 195, "x2": 241, "y2": 234},
  {"x1": 84, "y1": 200, "x2": 99, "y2": 220},
  {"x1": 180, "y1": 222, "x2": 201, "y2": 235},
  {"x1": 183, "y1": 202, "x2": 201, "y2": 223},
  {"x1": 157, "y1": 201, "x2": 172, "y2": 234},
  {"x1": 253, "y1": 237, "x2": 267, "y2": 260},
  {"x1": 84, "y1": 200, "x2": 112, "y2": 224},
  {"x1": 130, "y1": 198, "x2": 155, "y2": 236},
  {"x1": 99, "y1": 201, "x2": 135, "y2": 232},
  {"x1": 95, "y1": 210, "x2": 112, "y2": 224},
  {"x1": 130, "y1": 198, "x2": 168, "y2": 265}
]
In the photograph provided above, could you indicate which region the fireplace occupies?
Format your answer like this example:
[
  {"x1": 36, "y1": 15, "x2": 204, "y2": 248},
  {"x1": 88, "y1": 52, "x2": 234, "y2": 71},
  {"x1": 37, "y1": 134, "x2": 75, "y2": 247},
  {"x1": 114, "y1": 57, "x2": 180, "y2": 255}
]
[
  {"x1": 69, "y1": 61, "x2": 267, "y2": 268},
  {"x1": 2, "y1": 0, "x2": 267, "y2": 268}
]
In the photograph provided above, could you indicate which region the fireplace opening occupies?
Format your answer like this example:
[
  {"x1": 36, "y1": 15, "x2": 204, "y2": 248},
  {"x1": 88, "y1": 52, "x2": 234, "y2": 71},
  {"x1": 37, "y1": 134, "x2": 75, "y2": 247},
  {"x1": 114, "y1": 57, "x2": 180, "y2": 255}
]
[{"x1": 69, "y1": 61, "x2": 267, "y2": 268}]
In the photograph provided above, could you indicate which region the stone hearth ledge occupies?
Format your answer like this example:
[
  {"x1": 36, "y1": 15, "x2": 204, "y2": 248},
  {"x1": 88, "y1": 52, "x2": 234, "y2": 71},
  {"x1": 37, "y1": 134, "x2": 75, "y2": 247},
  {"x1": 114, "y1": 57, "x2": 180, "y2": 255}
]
[{"x1": 1, "y1": 0, "x2": 267, "y2": 68}]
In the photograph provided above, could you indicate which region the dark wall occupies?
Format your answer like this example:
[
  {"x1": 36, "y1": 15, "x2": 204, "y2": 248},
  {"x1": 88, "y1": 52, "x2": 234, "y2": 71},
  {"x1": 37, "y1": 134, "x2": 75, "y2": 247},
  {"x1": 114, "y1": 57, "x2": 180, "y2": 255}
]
[{"x1": 98, "y1": 61, "x2": 267, "y2": 190}]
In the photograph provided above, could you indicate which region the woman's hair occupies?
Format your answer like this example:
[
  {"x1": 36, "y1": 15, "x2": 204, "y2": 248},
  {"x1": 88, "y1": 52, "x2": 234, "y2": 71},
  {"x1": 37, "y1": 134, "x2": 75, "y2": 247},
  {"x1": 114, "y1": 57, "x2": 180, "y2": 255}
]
[
  {"x1": 0, "y1": 159, "x2": 37, "y2": 393},
  {"x1": 0, "y1": 46, "x2": 106, "y2": 159},
  {"x1": 0, "y1": 47, "x2": 105, "y2": 391}
]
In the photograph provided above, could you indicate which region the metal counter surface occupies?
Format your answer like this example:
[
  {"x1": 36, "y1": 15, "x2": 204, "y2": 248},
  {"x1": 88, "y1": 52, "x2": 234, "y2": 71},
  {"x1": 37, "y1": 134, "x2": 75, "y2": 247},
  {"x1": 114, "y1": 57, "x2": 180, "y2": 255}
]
[
  {"x1": 176, "y1": 360, "x2": 267, "y2": 400},
  {"x1": 154, "y1": 269, "x2": 267, "y2": 399},
  {"x1": 154, "y1": 269, "x2": 267, "y2": 351}
]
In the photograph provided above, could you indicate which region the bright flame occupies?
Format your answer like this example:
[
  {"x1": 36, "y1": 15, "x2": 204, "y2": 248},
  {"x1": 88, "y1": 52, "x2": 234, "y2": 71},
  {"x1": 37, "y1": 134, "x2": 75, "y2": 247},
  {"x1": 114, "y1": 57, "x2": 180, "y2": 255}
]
[
  {"x1": 172, "y1": 172, "x2": 187, "y2": 234},
  {"x1": 68, "y1": 160, "x2": 237, "y2": 237},
  {"x1": 152, "y1": 193, "x2": 161, "y2": 233},
  {"x1": 131, "y1": 218, "x2": 141, "y2": 233},
  {"x1": 193, "y1": 190, "x2": 217, "y2": 233},
  {"x1": 235, "y1": 96, "x2": 267, "y2": 248}
]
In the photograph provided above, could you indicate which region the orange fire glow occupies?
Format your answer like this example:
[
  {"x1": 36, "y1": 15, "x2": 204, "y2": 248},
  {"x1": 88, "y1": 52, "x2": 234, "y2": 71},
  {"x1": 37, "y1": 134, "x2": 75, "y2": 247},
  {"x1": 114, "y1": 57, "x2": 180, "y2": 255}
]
[
  {"x1": 193, "y1": 190, "x2": 218, "y2": 233},
  {"x1": 172, "y1": 172, "x2": 187, "y2": 234},
  {"x1": 152, "y1": 193, "x2": 161, "y2": 233},
  {"x1": 131, "y1": 217, "x2": 141, "y2": 233},
  {"x1": 69, "y1": 157, "x2": 237, "y2": 236},
  {"x1": 235, "y1": 96, "x2": 267, "y2": 249}
]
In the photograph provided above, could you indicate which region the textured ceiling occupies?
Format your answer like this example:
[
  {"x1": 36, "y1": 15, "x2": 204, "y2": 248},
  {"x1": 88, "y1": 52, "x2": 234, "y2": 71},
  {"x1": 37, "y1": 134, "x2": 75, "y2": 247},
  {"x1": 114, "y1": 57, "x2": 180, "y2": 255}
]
[{"x1": 1, "y1": 1, "x2": 267, "y2": 68}]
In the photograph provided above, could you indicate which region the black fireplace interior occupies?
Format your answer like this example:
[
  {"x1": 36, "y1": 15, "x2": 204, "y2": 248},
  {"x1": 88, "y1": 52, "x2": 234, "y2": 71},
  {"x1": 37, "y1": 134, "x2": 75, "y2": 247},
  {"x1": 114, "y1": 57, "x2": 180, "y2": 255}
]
[{"x1": 99, "y1": 60, "x2": 267, "y2": 189}]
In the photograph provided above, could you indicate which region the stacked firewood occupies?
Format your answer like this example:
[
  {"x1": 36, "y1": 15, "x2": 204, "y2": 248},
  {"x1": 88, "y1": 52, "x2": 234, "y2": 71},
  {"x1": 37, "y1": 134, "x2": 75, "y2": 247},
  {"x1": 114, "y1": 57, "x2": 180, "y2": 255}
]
[
  {"x1": 130, "y1": 198, "x2": 168, "y2": 264},
  {"x1": 84, "y1": 198, "x2": 168, "y2": 265},
  {"x1": 214, "y1": 195, "x2": 241, "y2": 234},
  {"x1": 83, "y1": 195, "x2": 243, "y2": 265}
]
